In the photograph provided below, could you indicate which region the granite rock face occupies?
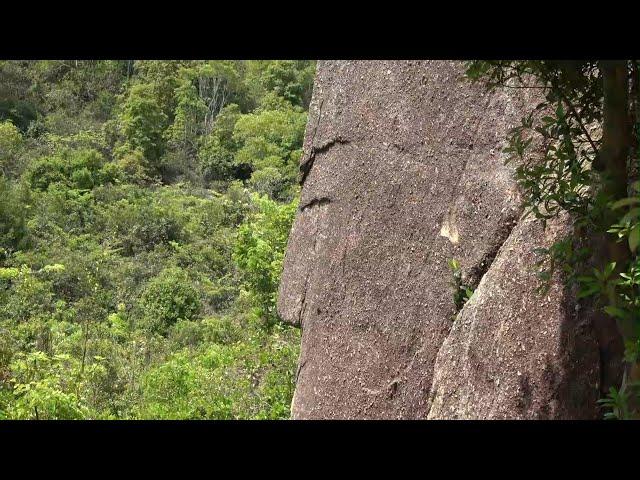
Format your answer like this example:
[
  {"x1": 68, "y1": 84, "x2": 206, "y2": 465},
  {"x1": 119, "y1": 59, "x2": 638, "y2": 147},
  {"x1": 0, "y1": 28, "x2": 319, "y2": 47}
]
[
  {"x1": 427, "y1": 213, "x2": 600, "y2": 419},
  {"x1": 277, "y1": 60, "x2": 602, "y2": 419}
]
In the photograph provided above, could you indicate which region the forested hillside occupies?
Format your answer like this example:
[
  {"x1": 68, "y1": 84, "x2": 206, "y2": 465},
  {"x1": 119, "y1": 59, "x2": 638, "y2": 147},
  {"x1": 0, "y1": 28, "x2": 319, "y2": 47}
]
[{"x1": 0, "y1": 60, "x2": 315, "y2": 419}]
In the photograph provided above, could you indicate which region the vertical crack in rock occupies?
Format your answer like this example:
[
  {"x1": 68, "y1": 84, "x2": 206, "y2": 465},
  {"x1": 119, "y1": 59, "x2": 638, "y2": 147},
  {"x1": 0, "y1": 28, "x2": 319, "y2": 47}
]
[
  {"x1": 427, "y1": 213, "x2": 523, "y2": 416},
  {"x1": 449, "y1": 212, "x2": 522, "y2": 317},
  {"x1": 466, "y1": 213, "x2": 522, "y2": 290}
]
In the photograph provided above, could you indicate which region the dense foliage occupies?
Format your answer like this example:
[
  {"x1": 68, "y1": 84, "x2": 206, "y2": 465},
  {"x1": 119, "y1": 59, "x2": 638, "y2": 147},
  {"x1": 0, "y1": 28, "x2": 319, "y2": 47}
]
[{"x1": 0, "y1": 60, "x2": 314, "y2": 419}]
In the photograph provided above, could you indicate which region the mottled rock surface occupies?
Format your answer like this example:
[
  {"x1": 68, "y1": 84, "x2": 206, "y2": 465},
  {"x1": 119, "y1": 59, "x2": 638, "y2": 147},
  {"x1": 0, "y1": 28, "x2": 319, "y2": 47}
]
[
  {"x1": 277, "y1": 60, "x2": 602, "y2": 419},
  {"x1": 427, "y1": 213, "x2": 600, "y2": 419}
]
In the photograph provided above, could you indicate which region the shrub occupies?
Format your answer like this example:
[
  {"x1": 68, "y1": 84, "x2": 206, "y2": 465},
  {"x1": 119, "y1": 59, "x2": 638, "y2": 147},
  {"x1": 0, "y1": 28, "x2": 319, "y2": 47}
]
[
  {"x1": 25, "y1": 149, "x2": 114, "y2": 192},
  {"x1": 0, "y1": 120, "x2": 23, "y2": 177},
  {"x1": 233, "y1": 194, "x2": 297, "y2": 326},
  {"x1": 0, "y1": 177, "x2": 29, "y2": 253},
  {"x1": 138, "y1": 267, "x2": 201, "y2": 336}
]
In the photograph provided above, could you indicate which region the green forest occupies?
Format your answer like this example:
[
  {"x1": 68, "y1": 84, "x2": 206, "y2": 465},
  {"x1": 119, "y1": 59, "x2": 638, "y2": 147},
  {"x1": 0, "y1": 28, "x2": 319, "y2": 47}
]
[{"x1": 0, "y1": 60, "x2": 315, "y2": 419}]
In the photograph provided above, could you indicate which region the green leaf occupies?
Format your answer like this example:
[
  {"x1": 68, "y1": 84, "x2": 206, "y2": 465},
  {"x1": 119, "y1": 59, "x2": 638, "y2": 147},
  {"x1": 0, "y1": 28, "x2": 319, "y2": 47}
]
[
  {"x1": 621, "y1": 208, "x2": 640, "y2": 223},
  {"x1": 604, "y1": 262, "x2": 617, "y2": 278},
  {"x1": 577, "y1": 286, "x2": 599, "y2": 299},
  {"x1": 611, "y1": 197, "x2": 640, "y2": 210},
  {"x1": 576, "y1": 276, "x2": 595, "y2": 283},
  {"x1": 603, "y1": 306, "x2": 631, "y2": 321},
  {"x1": 629, "y1": 225, "x2": 639, "y2": 253}
]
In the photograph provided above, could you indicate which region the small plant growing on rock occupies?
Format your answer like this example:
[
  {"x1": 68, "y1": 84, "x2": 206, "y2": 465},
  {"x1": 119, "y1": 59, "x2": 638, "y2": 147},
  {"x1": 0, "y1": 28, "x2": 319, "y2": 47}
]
[{"x1": 448, "y1": 258, "x2": 474, "y2": 312}]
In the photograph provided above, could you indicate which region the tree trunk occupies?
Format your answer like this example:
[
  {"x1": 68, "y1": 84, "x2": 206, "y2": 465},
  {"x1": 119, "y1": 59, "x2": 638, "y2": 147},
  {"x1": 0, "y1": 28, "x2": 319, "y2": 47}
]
[
  {"x1": 601, "y1": 61, "x2": 630, "y2": 200},
  {"x1": 600, "y1": 60, "x2": 639, "y2": 415},
  {"x1": 601, "y1": 61, "x2": 631, "y2": 290}
]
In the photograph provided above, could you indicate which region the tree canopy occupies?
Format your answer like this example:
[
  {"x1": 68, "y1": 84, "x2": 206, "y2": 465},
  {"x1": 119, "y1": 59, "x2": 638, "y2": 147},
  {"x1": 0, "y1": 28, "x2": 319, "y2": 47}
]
[{"x1": 0, "y1": 60, "x2": 315, "y2": 419}]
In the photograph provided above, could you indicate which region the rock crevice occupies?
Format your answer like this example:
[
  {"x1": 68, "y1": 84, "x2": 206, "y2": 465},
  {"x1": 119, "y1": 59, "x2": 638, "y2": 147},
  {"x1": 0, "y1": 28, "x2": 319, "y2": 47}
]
[
  {"x1": 300, "y1": 136, "x2": 351, "y2": 186},
  {"x1": 427, "y1": 213, "x2": 600, "y2": 419},
  {"x1": 299, "y1": 196, "x2": 332, "y2": 212}
]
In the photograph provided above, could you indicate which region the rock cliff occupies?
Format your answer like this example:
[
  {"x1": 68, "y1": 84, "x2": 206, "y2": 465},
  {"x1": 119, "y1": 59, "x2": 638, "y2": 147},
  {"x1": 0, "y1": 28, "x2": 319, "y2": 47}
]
[{"x1": 277, "y1": 60, "x2": 602, "y2": 419}]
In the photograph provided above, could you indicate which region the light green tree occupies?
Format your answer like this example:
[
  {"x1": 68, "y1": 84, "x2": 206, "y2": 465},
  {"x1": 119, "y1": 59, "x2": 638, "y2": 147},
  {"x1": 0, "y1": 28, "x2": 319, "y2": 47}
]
[
  {"x1": 0, "y1": 120, "x2": 23, "y2": 177},
  {"x1": 233, "y1": 194, "x2": 297, "y2": 326}
]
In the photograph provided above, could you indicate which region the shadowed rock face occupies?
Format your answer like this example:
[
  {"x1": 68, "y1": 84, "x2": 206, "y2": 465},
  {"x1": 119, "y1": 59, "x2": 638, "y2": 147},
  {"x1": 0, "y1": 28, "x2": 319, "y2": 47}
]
[{"x1": 277, "y1": 60, "x2": 601, "y2": 419}]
